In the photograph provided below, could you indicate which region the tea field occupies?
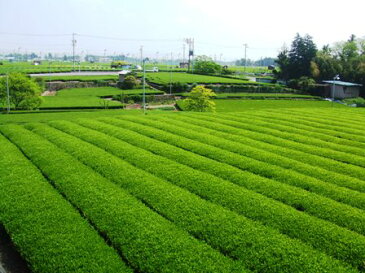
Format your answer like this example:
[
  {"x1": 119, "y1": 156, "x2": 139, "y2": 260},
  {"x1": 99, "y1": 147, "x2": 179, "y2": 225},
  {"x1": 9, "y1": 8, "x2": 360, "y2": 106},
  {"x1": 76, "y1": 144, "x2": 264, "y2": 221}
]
[
  {"x1": 0, "y1": 108, "x2": 365, "y2": 273},
  {"x1": 40, "y1": 87, "x2": 162, "y2": 109},
  {"x1": 145, "y1": 72, "x2": 251, "y2": 84}
]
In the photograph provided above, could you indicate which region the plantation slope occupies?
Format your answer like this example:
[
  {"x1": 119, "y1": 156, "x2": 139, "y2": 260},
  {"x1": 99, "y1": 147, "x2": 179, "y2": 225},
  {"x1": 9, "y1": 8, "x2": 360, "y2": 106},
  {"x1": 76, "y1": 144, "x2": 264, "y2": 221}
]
[
  {"x1": 0, "y1": 125, "x2": 241, "y2": 273},
  {"x1": 162, "y1": 114, "x2": 365, "y2": 193},
  {"x1": 0, "y1": 133, "x2": 131, "y2": 273},
  {"x1": 22, "y1": 121, "x2": 353, "y2": 273},
  {"x1": 48, "y1": 118, "x2": 365, "y2": 269}
]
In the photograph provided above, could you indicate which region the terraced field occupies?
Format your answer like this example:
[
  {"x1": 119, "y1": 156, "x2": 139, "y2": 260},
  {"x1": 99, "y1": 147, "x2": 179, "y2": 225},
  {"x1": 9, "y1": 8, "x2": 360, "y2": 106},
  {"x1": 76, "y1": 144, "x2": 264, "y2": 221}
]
[
  {"x1": 145, "y1": 72, "x2": 250, "y2": 84},
  {"x1": 41, "y1": 87, "x2": 162, "y2": 109},
  {"x1": 0, "y1": 108, "x2": 365, "y2": 273}
]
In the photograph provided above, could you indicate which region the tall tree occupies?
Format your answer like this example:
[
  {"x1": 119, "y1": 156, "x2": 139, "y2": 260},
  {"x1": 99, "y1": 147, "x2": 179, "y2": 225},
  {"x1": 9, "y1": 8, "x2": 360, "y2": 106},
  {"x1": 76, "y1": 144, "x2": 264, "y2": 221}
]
[
  {"x1": 275, "y1": 34, "x2": 317, "y2": 81},
  {"x1": 274, "y1": 47, "x2": 290, "y2": 80},
  {"x1": 288, "y1": 33, "x2": 317, "y2": 79},
  {"x1": 311, "y1": 47, "x2": 342, "y2": 81}
]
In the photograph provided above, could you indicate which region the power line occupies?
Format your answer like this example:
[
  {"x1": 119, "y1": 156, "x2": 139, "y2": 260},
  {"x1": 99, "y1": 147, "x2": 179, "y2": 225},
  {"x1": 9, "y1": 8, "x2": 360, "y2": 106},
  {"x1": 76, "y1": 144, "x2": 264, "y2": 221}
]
[
  {"x1": 77, "y1": 34, "x2": 180, "y2": 42},
  {"x1": 0, "y1": 32, "x2": 70, "y2": 37}
]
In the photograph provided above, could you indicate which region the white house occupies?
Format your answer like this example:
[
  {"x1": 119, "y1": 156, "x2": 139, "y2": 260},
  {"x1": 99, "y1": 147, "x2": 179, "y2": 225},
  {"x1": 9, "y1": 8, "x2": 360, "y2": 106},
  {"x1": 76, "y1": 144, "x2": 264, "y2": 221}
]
[{"x1": 323, "y1": 80, "x2": 362, "y2": 99}]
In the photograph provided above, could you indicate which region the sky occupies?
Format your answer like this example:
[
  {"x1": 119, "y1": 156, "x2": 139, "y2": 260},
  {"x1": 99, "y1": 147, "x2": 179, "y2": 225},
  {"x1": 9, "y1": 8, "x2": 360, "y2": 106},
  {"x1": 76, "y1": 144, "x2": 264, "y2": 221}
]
[{"x1": 0, "y1": 0, "x2": 364, "y2": 61}]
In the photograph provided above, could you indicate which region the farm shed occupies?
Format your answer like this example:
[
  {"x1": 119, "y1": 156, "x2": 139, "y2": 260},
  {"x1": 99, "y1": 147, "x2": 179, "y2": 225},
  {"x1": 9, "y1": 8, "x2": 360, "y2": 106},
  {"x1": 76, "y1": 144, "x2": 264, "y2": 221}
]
[
  {"x1": 118, "y1": 70, "x2": 131, "y2": 82},
  {"x1": 323, "y1": 80, "x2": 362, "y2": 99}
]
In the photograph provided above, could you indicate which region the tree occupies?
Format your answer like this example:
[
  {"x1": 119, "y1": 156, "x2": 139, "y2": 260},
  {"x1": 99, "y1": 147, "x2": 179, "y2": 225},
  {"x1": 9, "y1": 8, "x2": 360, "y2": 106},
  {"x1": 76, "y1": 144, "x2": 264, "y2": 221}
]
[
  {"x1": 274, "y1": 47, "x2": 290, "y2": 80},
  {"x1": 311, "y1": 48, "x2": 342, "y2": 81},
  {"x1": 289, "y1": 76, "x2": 316, "y2": 92},
  {"x1": 193, "y1": 56, "x2": 221, "y2": 75},
  {"x1": 275, "y1": 34, "x2": 317, "y2": 80},
  {"x1": 0, "y1": 73, "x2": 42, "y2": 110},
  {"x1": 183, "y1": 86, "x2": 216, "y2": 112}
]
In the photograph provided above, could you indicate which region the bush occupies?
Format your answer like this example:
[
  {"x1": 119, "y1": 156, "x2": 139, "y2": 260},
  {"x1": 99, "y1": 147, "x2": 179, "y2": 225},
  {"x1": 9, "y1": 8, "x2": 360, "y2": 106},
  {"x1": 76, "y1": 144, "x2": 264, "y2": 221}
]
[
  {"x1": 33, "y1": 77, "x2": 46, "y2": 91},
  {"x1": 113, "y1": 94, "x2": 155, "y2": 103},
  {"x1": 193, "y1": 56, "x2": 222, "y2": 74},
  {"x1": 204, "y1": 84, "x2": 297, "y2": 94},
  {"x1": 162, "y1": 82, "x2": 189, "y2": 93},
  {"x1": 343, "y1": 97, "x2": 365, "y2": 107},
  {"x1": 119, "y1": 75, "x2": 138, "y2": 89},
  {"x1": 183, "y1": 86, "x2": 216, "y2": 112}
]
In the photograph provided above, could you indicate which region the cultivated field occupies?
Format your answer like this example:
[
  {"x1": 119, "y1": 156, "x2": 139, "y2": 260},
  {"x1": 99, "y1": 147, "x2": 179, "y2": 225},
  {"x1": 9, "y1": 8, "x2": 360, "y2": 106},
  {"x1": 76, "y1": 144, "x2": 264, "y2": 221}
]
[
  {"x1": 0, "y1": 107, "x2": 364, "y2": 273},
  {"x1": 41, "y1": 87, "x2": 162, "y2": 109},
  {"x1": 145, "y1": 72, "x2": 251, "y2": 84},
  {"x1": 177, "y1": 99, "x2": 346, "y2": 111},
  {"x1": 177, "y1": 92, "x2": 319, "y2": 99}
]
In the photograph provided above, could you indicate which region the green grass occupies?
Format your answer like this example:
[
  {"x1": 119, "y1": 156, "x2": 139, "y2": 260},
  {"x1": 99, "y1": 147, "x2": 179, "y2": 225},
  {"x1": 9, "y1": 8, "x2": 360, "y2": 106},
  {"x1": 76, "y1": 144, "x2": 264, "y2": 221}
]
[{"x1": 40, "y1": 87, "x2": 162, "y2": 109}]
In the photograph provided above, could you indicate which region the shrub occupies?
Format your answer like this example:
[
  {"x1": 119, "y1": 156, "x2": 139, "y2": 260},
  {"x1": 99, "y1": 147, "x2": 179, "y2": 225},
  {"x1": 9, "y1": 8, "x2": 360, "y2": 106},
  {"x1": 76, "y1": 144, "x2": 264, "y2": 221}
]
[
  {"x1": 119, "y1": 75, "x2": 138, "y2": 89},
  {"x1": 343, "y1": 97, "x2": 365, "y2": 107}
]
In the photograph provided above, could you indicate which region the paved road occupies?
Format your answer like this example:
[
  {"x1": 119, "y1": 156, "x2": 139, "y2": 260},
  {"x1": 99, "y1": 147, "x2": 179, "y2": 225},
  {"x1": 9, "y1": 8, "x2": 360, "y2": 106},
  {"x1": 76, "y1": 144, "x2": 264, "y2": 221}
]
[{"x1": 29, "y1": 71, "x2": 121, "y2": 77}]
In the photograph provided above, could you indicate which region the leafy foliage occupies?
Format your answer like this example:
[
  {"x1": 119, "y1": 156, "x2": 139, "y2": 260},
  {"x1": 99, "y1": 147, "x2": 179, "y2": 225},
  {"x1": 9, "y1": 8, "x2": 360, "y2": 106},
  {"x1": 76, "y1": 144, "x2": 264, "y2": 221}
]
[
  {"x1": 183, "y1": 86, "x2": 216, "y2": 112},
  {"x1": 275, "y1": 34, "x2": 317, "y2": 81},
  {"x1": 0, "y1": 73, "x2": 42, "y2": 110},
  {"x1": 1, "y1": 109, "x2": 365, "y2": 272},
  {"x1": 119, "y1": 75, "x2": 139, "y2": 89},
  {"x1": 193, "y1": 55, "x2": 222, "y2": 74}
]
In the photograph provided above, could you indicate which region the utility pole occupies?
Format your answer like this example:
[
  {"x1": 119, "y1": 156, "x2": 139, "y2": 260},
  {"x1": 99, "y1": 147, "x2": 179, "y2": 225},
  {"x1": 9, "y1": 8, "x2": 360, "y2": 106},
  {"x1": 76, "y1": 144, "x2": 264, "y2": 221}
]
[
  {"x1": 184, "y1": 38, "x2": 194, "y2": 72},
  {"x1": 142, "y1": 58, "x2": 149, "y2": 115},
  {"x1": 243, "y1": 43, "x2": 248, "y2": 73},
  {"x1": 6, "y1": 74, "x2": 10, "y2": 114},
  {"x1": 169, "y1": 52, "x2": 173, "y2": 95},
  {"x1": 140, "y1": 46, "x2": 143, "y2": 66},
  {"x1": 72, "y1": 33, "x2": 77, "y2": 71},
  {"x1": 182, "y1": 43, "x2": 186, "y2": 63}
]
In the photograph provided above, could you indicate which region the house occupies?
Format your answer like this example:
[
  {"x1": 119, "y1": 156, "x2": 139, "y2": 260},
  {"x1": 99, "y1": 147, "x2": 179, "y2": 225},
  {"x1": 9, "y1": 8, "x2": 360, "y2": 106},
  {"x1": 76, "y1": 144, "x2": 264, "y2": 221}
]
[
  {"x1": 32, "y1": 60, "x2": 42, "y2": 65},
  {"x1": 118, "y1": 70, "x2": 131, "y2": 82},
  {"x1": 322, "y1": 80, "x2": 362, "y2": 99},
  {"x1": 179, "y1": 62, "x2": 189, "y2": 69}
]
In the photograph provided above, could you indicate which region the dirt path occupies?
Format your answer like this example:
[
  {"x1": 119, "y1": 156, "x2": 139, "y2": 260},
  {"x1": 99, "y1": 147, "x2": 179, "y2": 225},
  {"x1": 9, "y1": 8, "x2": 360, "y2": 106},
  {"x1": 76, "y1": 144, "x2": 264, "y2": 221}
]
[{"x1": 0, "y1": 226, "x2": 30, "y2": 273}]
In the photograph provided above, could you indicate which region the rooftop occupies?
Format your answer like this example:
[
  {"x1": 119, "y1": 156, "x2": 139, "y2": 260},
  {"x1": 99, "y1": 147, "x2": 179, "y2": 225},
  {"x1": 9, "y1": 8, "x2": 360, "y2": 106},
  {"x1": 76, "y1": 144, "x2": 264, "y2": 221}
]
[
  {"x1": 323, "y1": 80, "x2": 362, "y2": 87},
  {"x1": 118, "y1": 70, "x2": 131, "y2": 75}
]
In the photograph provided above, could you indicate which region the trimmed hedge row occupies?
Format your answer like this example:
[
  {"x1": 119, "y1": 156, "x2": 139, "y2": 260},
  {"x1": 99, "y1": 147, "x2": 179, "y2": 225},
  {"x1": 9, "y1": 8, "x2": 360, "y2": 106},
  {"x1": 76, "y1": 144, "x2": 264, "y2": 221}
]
[
  {"x1": 120, "y1": 115, "x2": 365, "y2": 221},
  {"x1": 267, "y1": 109, "x2": 365, "y2": 142},
  {"x1": 25, "y1": 121, "x2": 355, "y2": 273},
  {"x1": 221, "y1": 113, "x2": 365, "y2": 162},
  {"x1": 274, "y1": 108, "x2": 365, "y2": 131},
  {"x1": 0, "y1": 133, "x2": 130, "y2": 273},
  {"x1": 91, "y1": 117, "x2": 365, "y2": 270},
  {"x1": 190, "y1": 113, "x2": 365, "y2": 181},
  {"x1": 204, "y1": 83, "x2": 297, "y2": 94},
  {"x1": 168, "y1": 114, "x2": 365, "y2": 193},
  {"x1": 0, "y1": 125, "x2": 237, "y2": 273},
  {"x1": 244, "y1": 111, "x2": 365, "y2": 150},
  {"x1": 225, "y1": 112, "x2": 365, "y2": 158}
]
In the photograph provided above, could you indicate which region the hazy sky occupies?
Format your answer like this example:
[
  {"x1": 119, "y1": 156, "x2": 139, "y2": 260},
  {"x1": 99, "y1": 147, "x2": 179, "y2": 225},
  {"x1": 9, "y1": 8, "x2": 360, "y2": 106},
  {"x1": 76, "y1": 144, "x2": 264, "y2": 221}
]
[{"x1": 0, "y1": 0, "x2": 364, "y2": 61}]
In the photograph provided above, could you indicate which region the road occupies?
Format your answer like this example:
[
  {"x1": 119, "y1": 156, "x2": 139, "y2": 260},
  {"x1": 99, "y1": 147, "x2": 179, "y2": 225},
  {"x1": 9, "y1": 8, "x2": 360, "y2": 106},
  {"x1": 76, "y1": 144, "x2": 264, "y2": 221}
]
[{"x1": 29, "y1": 71, "x2": 120, "y2": 77}]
